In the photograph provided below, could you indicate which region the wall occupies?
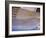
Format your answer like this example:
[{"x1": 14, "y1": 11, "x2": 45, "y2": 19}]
[
  {"x1": 0, "y1": 0, "x2": 46, "y2": 38},
  {"x1": 21, "y1": 7, "x2": 37, "y2": 12}
]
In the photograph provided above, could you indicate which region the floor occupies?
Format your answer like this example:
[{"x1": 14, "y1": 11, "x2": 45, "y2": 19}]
[{"x1": 12, "y1": 17, "x2": 40, "y2": 31}]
